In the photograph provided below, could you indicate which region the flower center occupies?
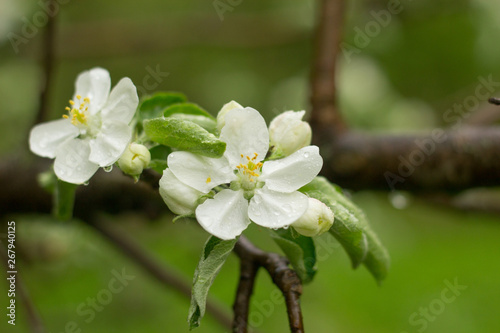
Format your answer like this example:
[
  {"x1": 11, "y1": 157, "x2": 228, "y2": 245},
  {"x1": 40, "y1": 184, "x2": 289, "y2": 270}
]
[
  {"x1": 235, "y1": 153, "x2": 263, "y2": 191},
  {"x1": 63, "y1": 95, "x2": 91, "y2": 130}
]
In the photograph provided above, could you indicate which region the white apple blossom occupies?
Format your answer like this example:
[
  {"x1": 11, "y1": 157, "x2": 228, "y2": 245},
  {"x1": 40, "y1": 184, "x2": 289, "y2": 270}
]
[
  {"x1": 29, "y1": 67, "x2": 138, "y2": 184},
  {"x1": 161, "y1": 106, "x2": 323, "y2": 240},
  {"x1": 269, "y1": 110, "x2": 312, "y2": 157},
  {"x1": 291, "y1": 198, "x2": 334, "y2": 237},
  {"x1": 159, "y1": 169, "x2": 204, "y2": 215},
  {"x1": 216, "y1": 100, "x2": 243, "y2": 132}
]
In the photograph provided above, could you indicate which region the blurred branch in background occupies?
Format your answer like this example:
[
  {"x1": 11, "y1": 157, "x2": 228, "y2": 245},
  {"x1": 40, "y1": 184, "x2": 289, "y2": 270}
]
[
  {"x1": 36, "y1": 0, "x2": 57, "y2": 125},
  {"x1": 310, "y1": 0, "x2": 347, "y2": 137}
]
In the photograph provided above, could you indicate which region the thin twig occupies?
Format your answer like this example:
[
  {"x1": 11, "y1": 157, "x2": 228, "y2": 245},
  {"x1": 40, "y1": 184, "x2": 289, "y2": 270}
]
[
  {"x1": 232, "y1": 253, "x2": 260, "y2": 333},
  {"x1": 0, "y1": 240, "x2": 45, "y2": 333},
  {"x1": 36, "y1": 0, "x2": 57, "y2": 125},
  {"x1": 87, "y1": 216, "x2": 233, "y2": 331},
  {"x1": 234, "y1": 236, "x2": 304, "y2": 333},
  {"x1": 309, "y1": 0, "x2": 347, "y2": 137}
]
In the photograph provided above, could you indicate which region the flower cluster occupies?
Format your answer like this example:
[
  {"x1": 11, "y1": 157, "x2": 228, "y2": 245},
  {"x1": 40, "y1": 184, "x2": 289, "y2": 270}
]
[
  {"x1": 159, "y1": 103, "x2": 331, "y2": 240},
  {"x1": 29, "y1": 67, "x2": 333, "y2": 239}
]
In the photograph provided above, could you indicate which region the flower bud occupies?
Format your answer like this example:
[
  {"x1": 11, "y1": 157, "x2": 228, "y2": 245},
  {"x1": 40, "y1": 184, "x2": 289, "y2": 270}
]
[
  {"x1": 292, "y1": 198, "x2": 334, "y2": 237},
  {"x1": 118, "y1": 143, "x2": 151, "y2": 176},
  {"x1": 269, "y1": 110, "x2": 312, "y2": 157},
  {"x1": 159, "y1": 169, "x2": 203, "y2": 215},
  {"x1": 216, "y1": 100, "x2": 243, "y2": 132}
]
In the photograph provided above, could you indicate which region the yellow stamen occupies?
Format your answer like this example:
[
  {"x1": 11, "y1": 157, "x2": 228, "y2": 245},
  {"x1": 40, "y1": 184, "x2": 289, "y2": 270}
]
[
  {"x1": 69, "y1": 100, "x2": 74, "y2": 105},
  {"x1": 62, "y1": 115, "x2": 69, "y2": 119},
  {"x1": 76, "y1": 94, "x2": 81, "y2": 100},
  {"x1": 206, "y1": 177, "x2": 211, "y2": 183},
  {"x1": 65, "y1": 107, "x2": 71, "y2": 111}
]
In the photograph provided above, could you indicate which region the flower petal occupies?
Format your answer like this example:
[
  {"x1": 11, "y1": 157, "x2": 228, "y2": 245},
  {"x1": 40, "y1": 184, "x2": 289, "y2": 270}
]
[
  {"x1": 220, "y1": 107, "x2": 269, "y2": 167},
  {"x1": 74, "y1": 67, "x2": 111, "y2": 114},
  {"x1": 54, "y1": 138, "x2": 99, "y2": 184},
  {"x1": 196, "y1": 189, "x2": 250, "y2": 240},
  {"x1": 88, "y1": 121, "x2": 132, "y2": 167},
  {"x1": 248, "y1": 187, "x2": 309, "y2": 229},
  {"x1": 159, "y1": 169, "x2": 203, "y2": 215},
  {"x1": 168, "y1": 151, "x2": 236, "y2": 193},
  {"x1": 101, "y1": 77, "x2": 139, "y2": 124},
  {"x1": 261, "y1": 145, "x2": 323, "y2": 192},
  {"x1": 29, "y1": 118, "x2": 79, "y2": 158}
]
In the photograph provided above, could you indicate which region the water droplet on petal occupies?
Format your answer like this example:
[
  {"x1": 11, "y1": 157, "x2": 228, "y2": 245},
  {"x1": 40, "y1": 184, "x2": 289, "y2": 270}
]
[
  {"x1": 282, "y1": 204, "x2": 292, "y2": 214},
  {"x1": 283, "y1": 225, "x2": 289, "y2": 230},
  {"x1": 104, "y1": 165, "x2": 113, "y2": 173},
  {"x1": 83, "y1": 181, "x2": 90, "y2": 186},
  {"x1": 303, "y1": 152, "x2": 310, "y2": 158}
]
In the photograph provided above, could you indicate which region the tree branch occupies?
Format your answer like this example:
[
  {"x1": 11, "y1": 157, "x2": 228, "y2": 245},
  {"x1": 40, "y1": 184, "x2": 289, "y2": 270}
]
[
  {"x1": 321, "y1": 127, "x2": 500, "y2": 191},
  {"x1": 232, "y1": 252, "x2": 260, "y2": 333},
  {"x1": 36, "y1": 0, "x2": 57, "y2": 125},
  {"x1": 310, "y1": 0, "x2": 347, "y2": 137},
  {"x1": 234, "y1": 236, "x2": 304, "y2": 333}
]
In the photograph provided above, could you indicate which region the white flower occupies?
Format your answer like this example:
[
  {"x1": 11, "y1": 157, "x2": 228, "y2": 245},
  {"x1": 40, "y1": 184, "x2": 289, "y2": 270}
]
[
  {"x1": 269, "y1": 110, "x2": 312, "y2": 157},
  {"x1": 118, "y1": 143, "x2": 151, "y2": 176},
  {"x1": 216, "y1": 100, "x2": 243, "y2": 132},
  {"x1": 162, "y1": 107, "x2": 323, "y2": 240},
  {"x1": 291, "y1": 198, "x2": 334, "y2": 237},
  {"x1": 159, "y1": 169, "x2": 204, "y2": 215},
  {"x1": 29, "y1": 67, "x2": 138, "y2": 184}
]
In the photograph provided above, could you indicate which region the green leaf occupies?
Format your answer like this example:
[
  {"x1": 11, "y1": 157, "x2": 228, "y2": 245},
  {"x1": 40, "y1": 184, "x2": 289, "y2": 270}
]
[
  {"x1": 170, "y1": 114, "x2": 217, "y2": 133},
  {"x1": 139, "y1": 92, "x2": 187, "y2": 120},
  {"x1": 300, "y1": 177, "x2": 389, "y2": 283},
  {"x1": 363, "y1": 228, "x2": 390, "y2": 284},
  {"x1": 188, "y1": 236, "x2": 238, "y2": 330},
  {"x1": 147, "y1": 145, "x2": 172, "y2": 173},
  {"x1": 164, "y1": 103, "x2": 217, "y2": 133},
  {"x1": 163, "y1": 103, "x2": 215, "y2": 119},
  {"x1": 270, "y1": 228, "x2": 316, "y2": 284},
  {"x1": 143, "y1": 118, "x2": 226, "y2": 158},
  {"x1": 53, "y1": 179, "x2": 77, "y2": 221},
  {"x1": 300, "y1": 177, "x2": 367, "y2": 268}
]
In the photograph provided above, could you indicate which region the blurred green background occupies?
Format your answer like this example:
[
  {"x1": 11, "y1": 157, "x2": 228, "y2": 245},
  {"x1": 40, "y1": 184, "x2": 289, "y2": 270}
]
[{"x1": 1, "y1": 0, "x2": 500, "y2": 332}]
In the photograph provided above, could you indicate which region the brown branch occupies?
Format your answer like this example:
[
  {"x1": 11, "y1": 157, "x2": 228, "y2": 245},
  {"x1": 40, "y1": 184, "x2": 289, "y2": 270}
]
[
  {"x1": 232, "y1": 253, "x2": 260, "y2": 333},
  {"x1": 310, "y1": 0, "x2": 347, "y2": 137},
  {"x1": 233, "y1": 236, "x2": 304, "y2": 333},
  {"x1": 0, "y1": 241, "x2": 45, "y2": 333},
  {"x1": 88, "y1": 216, "x2": 233, "y2": 331},
  {"x1": 36, "y1": 0, "x2": 57, "y2": 125},
  {"x1": 321, "y1": 127, "x2": 500, "y2": 191}
]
